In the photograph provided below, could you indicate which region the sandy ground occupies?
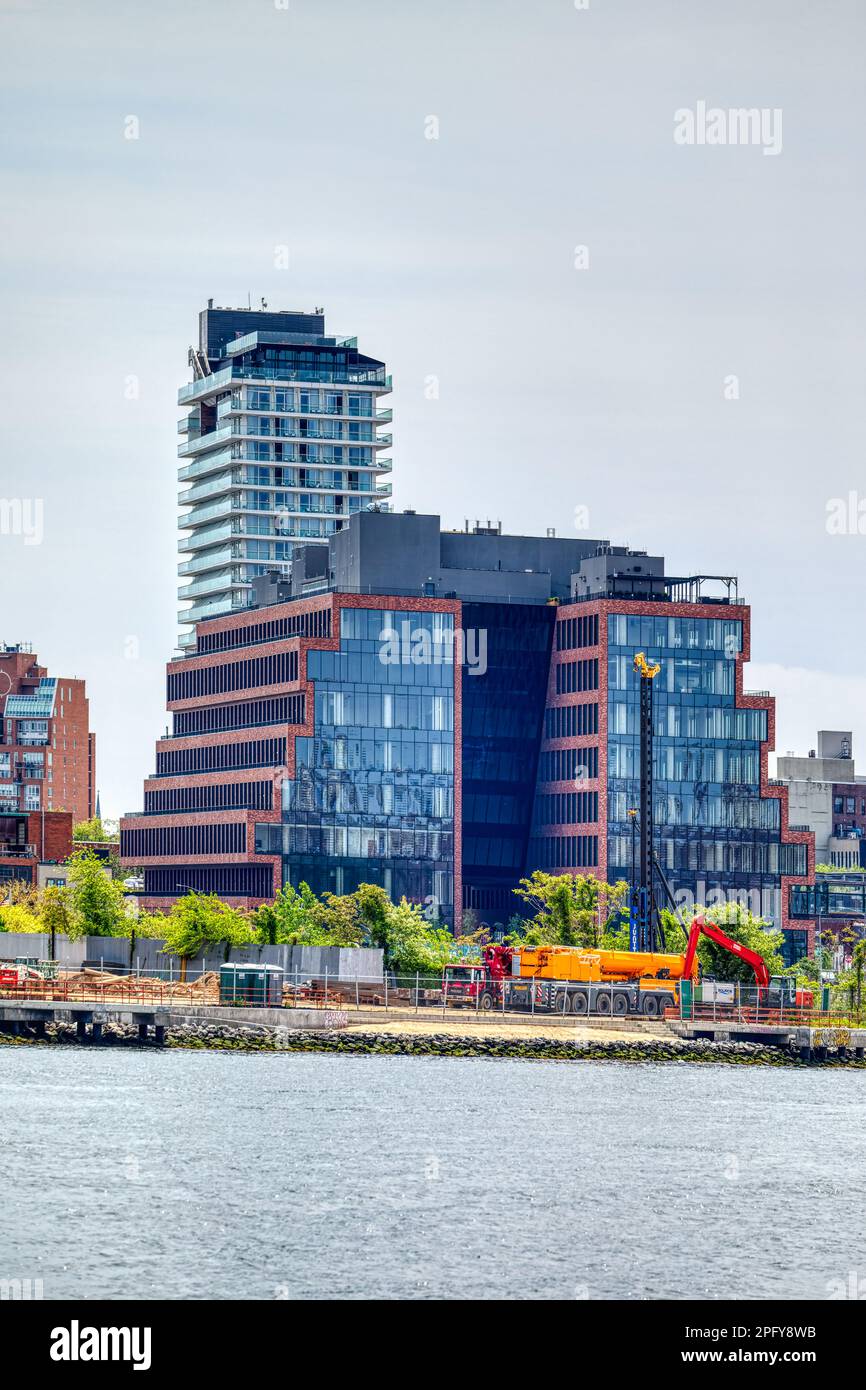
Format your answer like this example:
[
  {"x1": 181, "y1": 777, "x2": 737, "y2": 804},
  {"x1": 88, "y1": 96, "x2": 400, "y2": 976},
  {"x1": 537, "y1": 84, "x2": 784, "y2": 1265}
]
[{"x1": 342, "y1": 1016, "x2": 668, "y2": 1043}]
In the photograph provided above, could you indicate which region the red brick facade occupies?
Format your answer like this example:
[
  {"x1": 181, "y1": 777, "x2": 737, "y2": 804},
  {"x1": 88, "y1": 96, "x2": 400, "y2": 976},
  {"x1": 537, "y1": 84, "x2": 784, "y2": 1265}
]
[
  {"x1": 0, "y1": 647, "x2": 96, "y2": 825},
  {"x1": 0, "y1": 809, "x2": 73, "y2": 886}
]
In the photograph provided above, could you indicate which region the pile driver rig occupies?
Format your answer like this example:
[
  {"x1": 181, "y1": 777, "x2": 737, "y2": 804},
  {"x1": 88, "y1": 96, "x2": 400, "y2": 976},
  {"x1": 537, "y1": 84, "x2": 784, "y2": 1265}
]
[{"x1": 628, "y1": 651, "x2": 665, "y2": 953}]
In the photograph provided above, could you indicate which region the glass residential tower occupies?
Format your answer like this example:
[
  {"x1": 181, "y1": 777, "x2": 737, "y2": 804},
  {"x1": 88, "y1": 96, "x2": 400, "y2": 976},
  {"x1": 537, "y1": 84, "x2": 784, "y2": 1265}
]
[{"x1": 177, "y1": 304, "x2": 392, "y2": 649}]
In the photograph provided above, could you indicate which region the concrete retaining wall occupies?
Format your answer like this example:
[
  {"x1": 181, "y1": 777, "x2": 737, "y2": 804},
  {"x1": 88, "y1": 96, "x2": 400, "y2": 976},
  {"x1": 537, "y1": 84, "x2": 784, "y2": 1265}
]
[
  {"x1": 167, "y1": 1005, "x2": 344, "y2": 1031},
  {"x1": 0, "y1": 932, "x2": 384, "y2": 982},
  {"x1": 0, "y1": 999, "x2": 353, "y2": 1032}
]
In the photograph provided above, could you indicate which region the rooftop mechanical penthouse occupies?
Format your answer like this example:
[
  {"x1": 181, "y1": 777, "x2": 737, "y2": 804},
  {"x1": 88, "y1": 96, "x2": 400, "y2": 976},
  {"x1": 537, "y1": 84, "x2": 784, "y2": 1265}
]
[{"x1": 121, "y1": 512, "x2": 816, "y2": 959}]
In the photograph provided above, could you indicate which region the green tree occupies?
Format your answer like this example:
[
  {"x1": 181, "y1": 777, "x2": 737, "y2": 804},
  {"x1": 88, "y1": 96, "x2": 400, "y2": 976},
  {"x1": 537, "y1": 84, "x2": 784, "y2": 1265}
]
[
  {"x1": 352, "y1": 883, "x2": 392, "y2": 947},
  {"x1": 382, "y1": 897, "x2": 454, "y2": 980},
  {"x1": 313, "y1": 892, "x2": 365, "y2": 946},
  {"x1": 119, "y1": 908, "x2": 169, "y2": 941},
  {"x1": 249, "y1": 881, "x2": 324, "y2": 945},
  {"x1": 65, "y1": 848, "x2": 128, "y2": 938},
  {"x1": 454, "y1": 923, "x2": 493, "y2": 955},
  {"x1": 511, "y1": 871, "x2": 629, "y2": 949},
  {"x1": 843, "y1": 938, "x2": 866, "y2": 1018},
  {"x1": 72, "y1": 816, "x2": 119, "y2": 843},
  {"x1": 40, "y1": 884, "x2": 71, "y2": 954},
  {"x1": 0, "y1": 902, "x2": 43, "y2": 933},
  {"x1": 159, "y1": 893, "x2": 254, "y2": 974},
  {"x1": 251, "y1": 902, "x2": 280, "y2": 945},
  {"x1": 791, "y1": 953, "x2": 821, "y2": 983},
  {"x1": 853, "y1": 939, "x2": 866, "y2": 1012}
]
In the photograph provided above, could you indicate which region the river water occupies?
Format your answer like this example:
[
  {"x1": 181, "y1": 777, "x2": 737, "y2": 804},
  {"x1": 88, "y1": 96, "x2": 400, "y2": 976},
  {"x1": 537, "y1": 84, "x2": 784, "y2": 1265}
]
[{"x1": 1, "y1": 1048, "x2": 862, "y2": 1300}]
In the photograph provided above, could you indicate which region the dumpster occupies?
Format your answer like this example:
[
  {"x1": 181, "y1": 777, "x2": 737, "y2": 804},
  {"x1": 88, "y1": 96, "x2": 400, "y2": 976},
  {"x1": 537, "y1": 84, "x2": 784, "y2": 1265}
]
[{"x1": 219, "y1": 963, "x2": 284, "y2": 1007}]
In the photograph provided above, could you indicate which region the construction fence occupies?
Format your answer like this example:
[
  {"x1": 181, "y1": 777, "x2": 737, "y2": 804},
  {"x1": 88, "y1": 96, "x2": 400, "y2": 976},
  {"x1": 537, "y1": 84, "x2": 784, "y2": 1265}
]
[{"x1": 0, "y1": 963, "x2": 860, "y2": 1029}]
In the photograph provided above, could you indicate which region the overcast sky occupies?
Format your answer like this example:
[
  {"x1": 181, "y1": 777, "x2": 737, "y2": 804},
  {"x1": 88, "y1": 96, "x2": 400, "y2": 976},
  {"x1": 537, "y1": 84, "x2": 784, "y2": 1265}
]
[{"x1": 1, "y1": 0, "x2": 864, "y2": 817}]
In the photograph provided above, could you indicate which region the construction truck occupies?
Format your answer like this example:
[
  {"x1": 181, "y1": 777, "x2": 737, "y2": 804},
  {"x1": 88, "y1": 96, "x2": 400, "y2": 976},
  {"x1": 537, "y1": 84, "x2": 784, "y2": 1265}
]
[
  {"x1": 443, "y1": 915, "x2": 805, "y2": 1017},
  {"x1": 442, "y1": 942, "x2": 680, "y2": 1017}
]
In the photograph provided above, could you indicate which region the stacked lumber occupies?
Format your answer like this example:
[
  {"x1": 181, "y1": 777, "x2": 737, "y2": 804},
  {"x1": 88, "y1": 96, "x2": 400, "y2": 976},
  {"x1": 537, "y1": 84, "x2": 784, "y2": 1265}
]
[
  {"x1": 165, "y1": 972, "x2": 220, "y2": 1003},
  {"x1": 57, "y1": 968, "x2": 221, "y2": 1004},
  {"x1": 61, "y1": 968, "x2": 132, "y2": 1000}
]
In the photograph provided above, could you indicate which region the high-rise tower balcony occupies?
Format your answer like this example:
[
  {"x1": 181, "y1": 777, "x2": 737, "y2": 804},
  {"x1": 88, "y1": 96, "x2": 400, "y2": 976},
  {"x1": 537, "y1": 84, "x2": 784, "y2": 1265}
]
[
  {"x1": 177, "y1": 424, "x2": 234, "y2": 459},
  {"x1": 178, "y1": 362, "x2": 392, "y2": 407},
  {"x1": 178, "y1": 471, "x2": 236, "y2": 507},
  {"x1": 177, "y1": 547, "x2": 234, "y2": 577},
  {"x1": 177, "y1": 448, "x2": 234, "y2": 483},
  {"x1": 178, "y1": 568, "x2": 239, "y2": 601},
  {"x1": 179, "y1": 496, "x2": 239, "y2": 528},
  {"x1": 177, "y1": 521, "x2": 234, "y2": 552}
]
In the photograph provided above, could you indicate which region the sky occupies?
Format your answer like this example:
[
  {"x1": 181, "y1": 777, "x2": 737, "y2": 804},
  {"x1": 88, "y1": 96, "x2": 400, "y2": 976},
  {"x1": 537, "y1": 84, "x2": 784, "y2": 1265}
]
[{"x1": 0, "y1": 0, "x2": 864, "y2": 818}]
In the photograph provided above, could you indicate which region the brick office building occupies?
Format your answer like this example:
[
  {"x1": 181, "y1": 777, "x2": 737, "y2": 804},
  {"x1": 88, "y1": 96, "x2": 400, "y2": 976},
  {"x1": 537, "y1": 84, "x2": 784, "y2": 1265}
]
[
  {"x1": 0, "y1": 809, "x2": 73, "y2": 889},
  {"x1": 121, "y1": 513, "x2": 815, "y2": 960},
  {"x1": 0, "y1": 644, "x2": 96, "y2": 824}
]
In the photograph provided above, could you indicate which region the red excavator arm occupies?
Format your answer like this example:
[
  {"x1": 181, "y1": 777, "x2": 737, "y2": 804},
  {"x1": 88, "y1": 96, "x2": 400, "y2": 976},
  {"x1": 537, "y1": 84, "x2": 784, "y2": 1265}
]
[{"x1": 681, "y1": 915, "x2": 770, "y2": 989}]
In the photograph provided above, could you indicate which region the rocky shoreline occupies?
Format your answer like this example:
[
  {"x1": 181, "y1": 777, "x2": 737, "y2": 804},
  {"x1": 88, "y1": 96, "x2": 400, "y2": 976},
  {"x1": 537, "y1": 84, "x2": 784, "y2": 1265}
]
[{"x1": 0, "y1": 1018, "x2": 863, "y2": 1066}]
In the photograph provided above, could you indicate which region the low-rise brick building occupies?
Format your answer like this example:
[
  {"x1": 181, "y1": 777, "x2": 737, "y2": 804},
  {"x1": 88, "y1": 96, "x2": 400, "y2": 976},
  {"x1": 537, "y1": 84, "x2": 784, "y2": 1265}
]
[
  {"x1": 0, "y1": 644, "x2": 96, "y2": 824},
  {"x1": 0, "y1": 809, "x2": 73, "y2": 888}
]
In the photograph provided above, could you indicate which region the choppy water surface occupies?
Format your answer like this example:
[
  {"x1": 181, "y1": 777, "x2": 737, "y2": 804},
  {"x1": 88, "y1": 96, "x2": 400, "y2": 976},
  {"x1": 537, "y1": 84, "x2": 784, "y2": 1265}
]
[{"x1": 0, "y1": 1048, "x2": 862, "y2": 1300}]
